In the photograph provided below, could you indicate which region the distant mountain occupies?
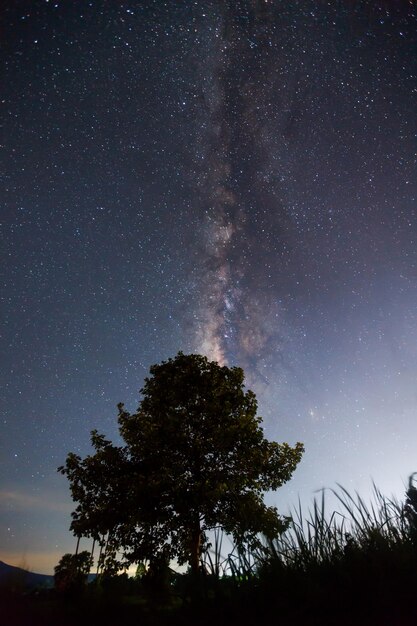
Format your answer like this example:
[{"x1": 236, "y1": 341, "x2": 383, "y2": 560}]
[{"x1": 0, "y1": 561, "x2": 54, "y2": 589}]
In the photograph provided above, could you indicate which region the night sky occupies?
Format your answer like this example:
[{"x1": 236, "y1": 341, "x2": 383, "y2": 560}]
[{"x1": 1, "y1": 0, "x2": 417, "y2": 574}]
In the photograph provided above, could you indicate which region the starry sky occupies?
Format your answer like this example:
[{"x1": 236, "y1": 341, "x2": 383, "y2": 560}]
[{"x1": 1, "y1": 0, "x2": 417, "y2": 574}]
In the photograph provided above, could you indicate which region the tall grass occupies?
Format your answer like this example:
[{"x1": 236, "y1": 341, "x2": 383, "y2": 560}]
[
  {"x1": 263, "y1": 482, "x2": 412, "y2": 574},
  {"x1": 200, "y1": 482, "x2": 415, "y2": 583}
]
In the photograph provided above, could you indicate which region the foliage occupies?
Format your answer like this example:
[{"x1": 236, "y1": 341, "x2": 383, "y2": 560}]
[
  {"x1": 260, "y1": 483, "x2": 413, "y2": 575},
  {"x1": 201, "y1": 480, "x2": 417, "y2": 625},
  {"x1": 54, "y1": 551, "x2": 92, "y2": 595},
  {"x1": 28, "y1": 477, "x2": 417, "y2": 625},
  {"x1": 57, "y1": 432, "x2": 128, "y2": 541},
  {"x1": 405, "y1": 472, "x2": 417, "y2": 541},
  {"x1": 59, "y1": 352, "x2": 303, "y2": 575}
]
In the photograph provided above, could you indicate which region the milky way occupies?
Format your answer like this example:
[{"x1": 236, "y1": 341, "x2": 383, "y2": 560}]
[{"x1": 191, "y1": 3, "x2": 298, "y2": 374}]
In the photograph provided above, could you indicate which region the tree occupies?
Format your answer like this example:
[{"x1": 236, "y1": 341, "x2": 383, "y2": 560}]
[
  {"x1": 54, "y1": 551, "x2": 93, "y2": 594},
  {"x1": 58, "y1": 431, "x2": 131, "y2": 575},
  {"x1": 60, "y1": 352, "x2": 304, "y2": 576}
]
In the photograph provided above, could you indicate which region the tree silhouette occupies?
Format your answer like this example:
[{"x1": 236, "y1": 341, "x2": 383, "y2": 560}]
[
  {"x1": 58, "y1": 431, "x2": 131, "y2": 574},
  {"x1": 60, "y1": 352, "x2": 304, "y2": 576},
  {"x1": 54, "y1": 551, "x2": 92, "y2": 594}
]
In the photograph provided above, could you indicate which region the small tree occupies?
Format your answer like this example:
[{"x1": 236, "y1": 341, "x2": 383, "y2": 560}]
[
  {"x1": 60, "y1": 353, "x2": 304, "y2": 576},
  {"x1": 54, "y1": 551, "x2": 92, "y2": 594},
  {"x1": 58, "y1": 431, "x2": 131, "y2": 574}
]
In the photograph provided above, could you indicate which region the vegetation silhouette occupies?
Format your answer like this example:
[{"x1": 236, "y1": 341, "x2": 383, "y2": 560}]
[
  {"x1": 54, "y1": 551, "x2": 92, "y2": 596},
  {"x1": 59, "y1": 352, "x2": 304, "y2": 582},
  {"x1": 9, "y1": 352, "x2": 412, "y2": 625},
  {"x1": 5, "y1": 479, "x2": 417, "y2": 625}
]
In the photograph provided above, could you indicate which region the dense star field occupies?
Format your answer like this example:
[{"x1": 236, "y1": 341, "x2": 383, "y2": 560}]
[{"x1": 1, "y1": 1, "x2": 417, "y2": 574}]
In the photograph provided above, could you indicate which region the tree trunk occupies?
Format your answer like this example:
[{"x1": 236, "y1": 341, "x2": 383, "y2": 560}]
[
  {"x1": 90, "y1": 538, "x2": 95, "y2": 575},
  {"x1": 190, "y1": 524, "x2": 201, "y2": 577},
  {"x1": 96, "y1": 536, "x2": 105, "y2": 576}
]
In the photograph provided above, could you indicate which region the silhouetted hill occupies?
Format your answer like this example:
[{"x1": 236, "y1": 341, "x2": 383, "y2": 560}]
[{"x1": 0, "y1": 561, "x2": 54, "y2": 589}]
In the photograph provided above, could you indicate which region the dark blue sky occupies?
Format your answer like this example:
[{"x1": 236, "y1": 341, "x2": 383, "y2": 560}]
[{"x1": 1, "y1": 0, "x2": 417, "y2": 573}]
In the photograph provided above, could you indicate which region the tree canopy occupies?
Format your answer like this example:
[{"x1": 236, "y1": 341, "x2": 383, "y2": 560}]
[
  {"x1": 59, "y1": 352, "x2": 304, "y2": 574},
  {"x1": 54, "y1": 551, "x2": 92, "y2": 594}
]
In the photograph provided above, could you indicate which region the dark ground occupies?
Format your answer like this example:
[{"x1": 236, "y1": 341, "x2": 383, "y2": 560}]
[{"x1": 3, "y1": 584, "x2": 417, "y2": 626}]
